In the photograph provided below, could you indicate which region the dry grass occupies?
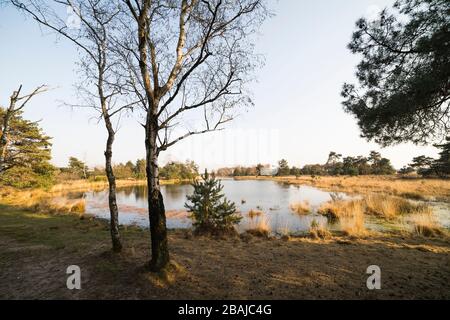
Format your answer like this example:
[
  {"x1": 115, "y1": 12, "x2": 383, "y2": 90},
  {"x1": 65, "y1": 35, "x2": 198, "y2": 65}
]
[
  {"x1": 317, "y1": 199, "x2": 367, "y2": 237},
  {"x1": 247, "y1": 209, "x2": 264, "y2": 218},
  {"x1": 246, "y1": 215, "x2": 271, "y2": 238},
  {"x1": 308, "y1": 220, "x2": 331, "y2": 239},
  {"x1": 318, "y1": 199, "x2": 364, "y2": 221},
  {"x1": 0, "y1": 185, "x2": 88, "y2": 215},
  {"x1": 0, "y1": 177, "x2": 197, "y2": 218},
  {"x1": 408, "y1": 213, "x2": 446, "y2": 238},
  {"x1": 0, "y1": 188, "x2": 47, "y2": 207},
  {"x1": 0, "y1": 178, "x2": 187, "y2": 212},
  {"x1": 68, "y1": 199, "x2": 86, "y2": 214},
  {"x1": 51, "y1": 178, "x2": 192, "y2": 193},
  {"x1": 0, "y1": 178, "x2": 187, "y2": 206},
  {"x1": 316, "y1": 194, "x2": 443, "y2": 238},
  {"x1": 318, "y1": 195, "x2": 432, "y2": 221},
  {"x1": 278, "y1": 221, "x2": 291, "y2": 237},
  {"x1": 33, "y1": 198, "x2": 86, "y2": 216},
  {"x1": 340, "y1": 211, "x2": 367, "y2": 237},
  {"x1": 50, "y1": 179, "x2": 147, "y2": 193},
  {"x1": 363, "y1": 195, "x2": 431, "y2": 219},
  {"x1": 289, "y1": 201, "x2": 311, "y2": 215},
  {"x1": 235, "y1": 175, "x2": 450, "y2": 201}
]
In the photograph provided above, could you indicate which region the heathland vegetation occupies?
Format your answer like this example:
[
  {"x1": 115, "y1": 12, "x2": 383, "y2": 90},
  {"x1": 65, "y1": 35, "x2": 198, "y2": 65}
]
[{"x1": 0, "y1": 0, "x2": 449, "y2": 299}]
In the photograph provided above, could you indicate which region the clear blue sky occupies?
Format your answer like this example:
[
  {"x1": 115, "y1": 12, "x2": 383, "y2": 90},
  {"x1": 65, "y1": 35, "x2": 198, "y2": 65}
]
[{"x1": 0, "y1": 0, "x2": 439, "y2": 170}]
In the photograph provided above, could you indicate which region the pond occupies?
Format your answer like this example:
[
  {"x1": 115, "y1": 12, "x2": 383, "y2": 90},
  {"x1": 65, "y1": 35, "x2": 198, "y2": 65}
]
[
  {"x1": 75, "y1": 180, "x2": 351, "y2": 234},
  {"x1": 67, "y1": 179, "x2": 449, "y2": 234}
]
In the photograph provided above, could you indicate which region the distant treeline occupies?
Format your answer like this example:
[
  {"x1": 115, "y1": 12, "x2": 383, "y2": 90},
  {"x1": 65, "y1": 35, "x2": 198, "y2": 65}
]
[
  {"x1": 398, "y1": 137, "x2": 450, "y2": 178},
  {"x1": 58, "y1": 158, "x2": 199, "y2": 182},
  {"x1": 216, "y1": 145, "x2": 450, "y2": 178},
  {"x1": 216, "y1": 151, "x2": 396, "y2": 177},
  {"x1": 216, "y1": 166, "x2": 258, "y2": 177}
]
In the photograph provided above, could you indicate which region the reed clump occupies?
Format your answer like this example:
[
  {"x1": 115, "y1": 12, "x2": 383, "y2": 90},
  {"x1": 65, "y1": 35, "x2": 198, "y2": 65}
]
[
  {"x1": 339, "y1": 211, "x2": 367, "y2": 237},
  {"x1": 317, "y1": 200, "x2": 368, "y2": 237},
  {"x1": 289, "y1": 201, "x2": 311, "y2": 215},
  {"x1": 248, "y1": 209, "x2": 264, "y2": 218},
  {"x1": 0, "y1": 187, "x2": 86, "y2": 216},
  {"x1": 318, "y1": 199, "x2": 363, "y2": 221},
  {"x1": 33, "y1": 198, "x2": 86, "y2": 215},
  {"x1": 318, "y1": 195, "x2": 432, "y2": 221},
  {"x1": 409, "y1": 213, "x2": 446, "y2": 238},
  {"x1": 246, "y1": 216, "x2": 271, "y2": 238},
  {"x1": 363, "y1": 195, "x2": 431, "y2": 219},
  {"x1": 309, "y1": 219, "x2": 331, "y2": 239}
]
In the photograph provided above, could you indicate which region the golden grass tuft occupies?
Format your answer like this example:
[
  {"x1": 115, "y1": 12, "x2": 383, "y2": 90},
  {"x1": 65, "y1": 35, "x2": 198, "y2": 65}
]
[
  {"x1": 50, "y1": 179, "x2": 147, "y2": 193},
  {"x1": 319, "y1": 194, "x2": 432, "y2": 221},
  {"x1": 32, "y1": 198, "x2": 87, "y2": 215},
  {"x1": 246, "y1": 216, "x2": 271, "y2": 238},
  {"x1": 340, "y1": 211, "x2": 367, "y2": 237},
  {"x1": 69, "y1": 199, "x2": 86, "y2": 214},
  {"x1": 144, "y1": 260, "x2": 186, "y2": 287},
  {"x1": 248, "y1": 209, "x2": 264, "y2": 218},
  {"x1": 317, "y1": 199, "x2": 367, "y2": 237},
  {"x1": 318, "y1": 199, "x2": 364, "y2": 221},
  {"x1": 363, "y1": 195, "x2": 431, "y2": 219},
  {"x1": 289, "y1": 201, "x2": 311, "y2": 215},
  {"x1": 316, "y1": 193, "x2": 444, "y2": 237},
  {"x1": 409, "y1": 213, "x2": 446, "y2": 238},
  {"x1": 309, "y1": 219, "x2": 331, "y2": 239}
]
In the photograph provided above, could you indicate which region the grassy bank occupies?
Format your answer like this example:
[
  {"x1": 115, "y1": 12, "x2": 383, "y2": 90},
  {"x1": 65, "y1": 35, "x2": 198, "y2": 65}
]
[
  {"x1": 51, "y1": 178, "x2": 191, "y2": 193},
  {"x1": 315, "y1": 195, "x2": 448, "y2": 238},
  {"x1": 233, "y1": 175, "x2": 450, "y2": 201},
  {"x1": 1, "y1": 204, "x2": 449, "y2": 299},
  {"x1": 0, "y1": 178, "x2": 190, "y2": 210}
]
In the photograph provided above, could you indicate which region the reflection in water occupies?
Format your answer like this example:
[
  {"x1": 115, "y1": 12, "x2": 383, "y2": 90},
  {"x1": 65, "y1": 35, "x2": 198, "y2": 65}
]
[
  {"x1": 77, "y1": 180, "x2": 354, "y2": 234},
  {"x1": 134, "y1": 186, "x2": 147, "y2": 201},
  {"x1": 164, "y1": 184, "x2": 187, "y2": 201}
]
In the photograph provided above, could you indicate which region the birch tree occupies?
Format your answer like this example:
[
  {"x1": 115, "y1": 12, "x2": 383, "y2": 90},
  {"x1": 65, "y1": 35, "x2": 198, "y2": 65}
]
[
  {"x1": 119, "y1": 0, "x2": 269, "y2": 271},
  {"x1": 12, "y1": 0, "x2": 137, "y2": 252}
]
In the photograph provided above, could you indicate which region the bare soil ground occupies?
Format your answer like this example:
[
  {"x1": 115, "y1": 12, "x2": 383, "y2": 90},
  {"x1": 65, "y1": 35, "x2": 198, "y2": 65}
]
[{"x1": 0, "y1": 205, "x2": 449, "y2": 300}]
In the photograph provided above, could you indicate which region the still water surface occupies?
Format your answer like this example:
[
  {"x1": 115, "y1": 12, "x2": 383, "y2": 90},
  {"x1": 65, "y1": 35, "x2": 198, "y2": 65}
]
[{"x1": 79, "y1": 180, "x2": 352, "y2": 234}]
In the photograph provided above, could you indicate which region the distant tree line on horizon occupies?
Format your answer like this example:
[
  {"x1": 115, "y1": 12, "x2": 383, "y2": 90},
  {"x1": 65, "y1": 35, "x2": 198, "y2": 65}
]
[
  {"x1": 399, "y1": 137, "x2": 450, "y2": 178},
  {"x1": 215, "y1": 145, "x2": 450, "y2": 179},
  {"x1": 58, "y1": 158, "x2": 199, "y2": 182}
]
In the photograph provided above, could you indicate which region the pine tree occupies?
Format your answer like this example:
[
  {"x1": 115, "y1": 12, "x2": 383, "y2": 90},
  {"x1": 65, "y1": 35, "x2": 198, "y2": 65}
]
[
  {"x1": 185, "y1": 170, "x2": 241, "y2": 235},
  {"x1": 342, "y1": 0, "x2": 450, "y2": 146},
  {"x1": 0, "y1": 107, "x2": 55, "y2": 188},
  {"x1": 277, "y1": 159, "x2": 290, "y2": 176},
  {"x1": 68, "y1": 157, "x2": 88, "y2": 179},
  {"x1": 432, "y1": 137, "x2": 450, "y2": 177},
  {"x1": 409, "y1": 155, "x2": 435, "y2": 177}
]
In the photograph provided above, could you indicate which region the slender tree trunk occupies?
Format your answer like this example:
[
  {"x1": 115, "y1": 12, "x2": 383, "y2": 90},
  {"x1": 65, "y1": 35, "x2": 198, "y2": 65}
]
[
  {"x1": 104, "y1": 131, "x2": 122, "y2": 252},
  {"x1": 0, "y1": 114, "x2": 10, "y2": 171},
  {"x1": 101, "y1": 94, "x2": 122, "y2": 252},
  {"x1": 145, "y1": 112, "x2": 170, "y2": 271},
  {"x1": 0, "y1": 97, "x2": 16, "y2": 173},
  {"x1": 133, "y1": 1, "x2": 170, "y2": 271}
]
